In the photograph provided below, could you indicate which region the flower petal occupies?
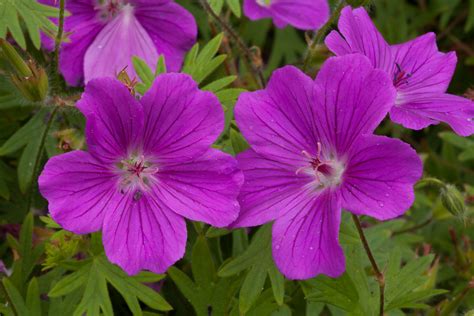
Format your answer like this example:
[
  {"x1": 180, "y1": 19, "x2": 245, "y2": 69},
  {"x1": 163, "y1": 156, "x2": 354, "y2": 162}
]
[
  {"x1": 341, "y1": 135, "x2": 422, "y2": 220},
  {"x1": 324, "y1": 6, "x2": 393, "y2": 72},
  {"x1": 272, "y1": 190, "x2": 344, "y2": 280},
  {"x1": 270, "y1": 0, "x2": 329, "y2": 30},
  {"x1": 153, "y1": 149, "x2": 243, "y2": 228},
  {"x1": 83, "y1": 4, "x2": 159, "y2": 83},
  {"x1": 232, "y1": 149, "x2": 311, "y2": 228},
  {"x1": 133, "y1": 0, "x2": 197, "y2": 72},
  {"x1": 58, "y1": 1, "x2": 105, "y2": 86},
  {"x1": 38, "y1": 151, "x2": 118, "y2": 234},
  {"x1": 235, "y1": 66, "x2": 317, "y2": 165},
  {"x1": 102, "y1": 193, "x2": 187, "y2": 275},
  {"x1": 77, "y1": 78, "x2": 144, "y2": 162},
  {"x1": 393, "y1": 32, "x2": 457, "y2": 96},
  {"x1": 390, "y1": 93, "x2": 474, "y2": 136},
  {"x1": 313, "y1": 54, "x2": 396, "y2": 155},
  {"x1": 243, "y1": 0, "x2": 272, "y2": 21},
  {"x1": 140, "y1": 73, "x2": 223, "y2": 163}
]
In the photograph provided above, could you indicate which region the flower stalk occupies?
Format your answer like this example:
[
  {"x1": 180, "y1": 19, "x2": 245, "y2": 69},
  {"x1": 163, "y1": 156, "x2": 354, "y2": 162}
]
[
  {"x1": 199, "y1": 0, "x2": 265, "y2": 88},
  {"x1": 352, "y1": 214, "x2": 385, "y2": 316},
  {"x1": 52, "y1": 0, "x2": 66, "y2": 93},
  {"x1": 302, "y1": 0, "x2": 346, "y2": 71}
]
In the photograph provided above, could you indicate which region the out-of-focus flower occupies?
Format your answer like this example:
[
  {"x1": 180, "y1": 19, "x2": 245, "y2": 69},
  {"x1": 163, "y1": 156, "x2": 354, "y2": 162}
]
[
  {"x1": 243, "y1": 0, "x2": 329, "y2": 30},
  {"x1": 232, "y1": 54, "x2": 422, "y2": 279},
  {"x1": 39, "y1": 74, "x2": 242, "y2": 275},
  {"x1": 325, "y1": 6, "x2": 474, "y2": 136},
  {"x1": 40, "y1": 0, "x2": 197, "y2": 86}
]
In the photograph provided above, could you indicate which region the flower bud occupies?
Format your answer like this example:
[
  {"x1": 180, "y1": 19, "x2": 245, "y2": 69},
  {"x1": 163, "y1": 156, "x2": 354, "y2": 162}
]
[
  {"x1": 441, "y1": 184, "x2": 466, "y2": 222},
  {"x1": 0, "y1": 39, "x2": 49, "y2": 102}
]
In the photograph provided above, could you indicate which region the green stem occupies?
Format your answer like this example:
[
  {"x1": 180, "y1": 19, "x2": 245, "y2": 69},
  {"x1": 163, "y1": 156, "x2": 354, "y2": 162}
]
[
  {"x1": 199, "y1": 0, "x2": 265, "y2": 88},
  {"x1": 0, "y1": 277, "x2": 17, "y2": 316},
  {"x1": 25, "y1": 107, "x2": 59, "y2": 213},
  {"x1": 52, "y1": 0, "x2": 66, "y2": 92},
  {"x1": 352, "y1": 215, "x2": 385, "y2": 316},
  {"x1": 302, "y1": 0, "x2": 346, "y2": 71}
]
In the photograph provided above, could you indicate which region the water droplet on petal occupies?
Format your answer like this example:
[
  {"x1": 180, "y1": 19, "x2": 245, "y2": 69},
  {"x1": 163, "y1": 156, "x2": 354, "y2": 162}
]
[{"x1": 379, "y1": 202, "x2": 384, "y2": 207}]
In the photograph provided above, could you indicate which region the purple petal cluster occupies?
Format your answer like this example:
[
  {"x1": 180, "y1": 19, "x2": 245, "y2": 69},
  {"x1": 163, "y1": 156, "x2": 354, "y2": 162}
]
[
  {"x1": 41, "y1": 0, "x2": 197, "y2": 86},
  {"x1": 243, "y1": 0, "x2": 329, "y2": 30},
  {"x1": 325, "y1": 6, "x2": 474, "y2": 136},
  {"x1": 39, "y1": 75, "x2": 243, "y2": 274},
  {"x1": 233, "y1": 55, "x2": 423, "y2": 279}
]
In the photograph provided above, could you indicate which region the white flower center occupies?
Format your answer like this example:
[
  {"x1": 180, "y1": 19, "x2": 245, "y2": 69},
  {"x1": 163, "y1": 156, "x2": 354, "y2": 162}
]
[
  {"x1": 297, "y1": 143, "x2": 346, "y2": 191},
  {"x1": 116, "y1": 154, "x2": 158, "y2": 200}
]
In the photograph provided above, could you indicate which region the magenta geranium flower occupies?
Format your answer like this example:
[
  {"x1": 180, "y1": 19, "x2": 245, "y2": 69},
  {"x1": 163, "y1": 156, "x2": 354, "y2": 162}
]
[
  {"x1": 41, "y1": 0, "x2": 197, "y2": 86},
  {"x1": 243, "y1": 0, "x2": 329, "y2": 30},
  {"x1": 232, "y1": 54, "x2": 422, "y2": 279},
  {"x1": 325, "y1": 6, "x2": 474, "y2": 136},
  {"x1": 39, "y1": 74, "x2": 242, "y2": 274}
]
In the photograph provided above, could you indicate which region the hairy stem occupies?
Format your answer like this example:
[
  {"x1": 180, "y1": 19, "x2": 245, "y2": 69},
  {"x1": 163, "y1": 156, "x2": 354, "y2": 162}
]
[
  {"x1": 25, "y1": 107, "x2": 59, "y2": 212},
  {"x1": 199, "y1": 0, "x2": 265, "y2": 88},
  {"x1": 302, "y1": 0, "x2": 346, "y2": 71},
  {"x1": 352, "y1": 214, "x2": 385, "y2": 316},
  {"x1": 52, "y1": 0, "x2": 66, "y2": 92}
]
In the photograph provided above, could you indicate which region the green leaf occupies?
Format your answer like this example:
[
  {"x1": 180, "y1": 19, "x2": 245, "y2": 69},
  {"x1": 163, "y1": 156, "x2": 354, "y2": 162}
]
[
  {"x1": 192, "y1": 236, "x2": 216, "y2": 290},
  {"x1": 182, "y1": 34, "x2": 226, "y2": 84},
  {"x1": 218, "y1": 224, "x2": 272, "y2": 277},
  {"x1": 439, "y1": 132, "x2": 474, "y2": 149},
  {"x1": 267, "y1": 265, "x2": 285, "y2": 306},
  {"x1": 230, "y1": 129, "x2": 249, "y2": 154},
  {"x1": 49, "y1": 255, "x2": 172, "y2": 315},
  {"x1": 0, "y1": 0, "x2": 59, "y2": 49},
  {"x1": 208, "y1": 0, "x2": 225, "y2": 15},
  {"x1": 226, "y1": 0, "x2": 241, "y2": 17},
  {"x1": 154, "y1": 55, "x2": 167, "y2": 76},
  {"x1": 0, "y1": 177, "x2": 10, "y2": 200},
  {"x1": 0, "y1": 108, "x2": 47, "y2": 156},
  {"x1": 2, "y1": 278, "x2": 29, "y2": 316},
  {"x1": 17, "y1": 130, "x2": 44, "y2": 193},
  {"x1": 203, "y1": 75, "x2": 237, "y2": 92},
  {"x1": 239, "y1": 262, "x2": 268, "y2": 314},
  {"x1": 132, "y1": 56, "x2": 154, "y2": 86},
  {"x1": 48, "y1": 265, "x2": 89, "y2": 297},
  {"x1": 205, "y1": 227, "x2": 231, "y2": 238},
  {"x1": 26, "y1": 278, "x2": 41, "y2": 316}
]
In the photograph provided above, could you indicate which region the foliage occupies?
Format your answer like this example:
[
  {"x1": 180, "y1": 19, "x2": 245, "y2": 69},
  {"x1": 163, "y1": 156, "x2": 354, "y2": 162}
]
[{"x1": 1, "y1": 0, "x2": 474, "y2": 315}]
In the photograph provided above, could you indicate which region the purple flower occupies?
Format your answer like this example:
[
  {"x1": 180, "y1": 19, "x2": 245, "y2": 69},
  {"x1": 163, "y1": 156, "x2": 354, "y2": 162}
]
[
  {"x1": 39, "y1": 74, "x2": 243, "y2": 275},
  {"x1": 232, "y1": 54, "x2": 422, "y2": 279},
  {"x1": 243, "y1": 0, "x2": 329, "y2": 30},
  {"x1": 41, "y1": 0, "x2": 197, "y2": 86},
  {"x1": 325, "y1": 6, "x2": 474, "y2": 136}
]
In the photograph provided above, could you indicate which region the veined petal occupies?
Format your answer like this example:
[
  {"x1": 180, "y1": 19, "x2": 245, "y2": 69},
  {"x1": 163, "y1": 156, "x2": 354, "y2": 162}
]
[
  {"x1": 84, "y1": 4, "x2": 158, "y2": 83},
  {"x1": 153, "y1": 149, "x2": 243, "y2": 228},
  {"x1": 393, "y1": 32, "x2": 457, "y2": 96},
  {"x1": 235, "y1": 66, "x2": 317, "y2": 165},
  {"x1": 390, "y1": 93, "x2": 474, "y2": 136},
  {"x1": 269, "y1": 0, "x2": 329, "y2": 30},
  {"x1": 232, "y1": 149, "x2": 311, "y2": 228},
  {"x1": 38, "y1": 151, "x2": 118, "y2": 234},
  {"x1": 58, "y1": 0, "x2": 105, "y2": 86},
  {"x1": 140, "y1": 73, "x2": 223, "y2": 163},
  {"x1": 102, "y1": 193, "x2": 187, "y2": 275},
  {"x1": 324, "y1": 6, "x2": 393, "y2": 73},
  {"x1": 77, "y1": 78, "x2": 144, "y2": 162},
  {"x1": 272, "y1": 190, "x2": 344, "y2": 280},
  {"x1": 133, "y1": 0, "x2": 197, "y2": 71},
  {"x1": 341, "y1": 135, "x2": 422, "y2": 220},
  {"x1": 313, "y1": 54, "x2": 396, "y2": 155}
]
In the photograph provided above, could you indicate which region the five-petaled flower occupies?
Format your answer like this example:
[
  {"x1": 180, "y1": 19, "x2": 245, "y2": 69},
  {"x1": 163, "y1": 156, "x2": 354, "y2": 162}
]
[
  {"x1": 40, "y1": 0, "x2": 197, "y2": 86},
  {"x1": 232, "y1": 54, "x2": 423, "y2": 279},
  {"x1": 325, "y1": 6, "x2": 474, "y2": 136},
  {"x1": 243, "y1": 0, "x2": 329, "y2": 30},
  {"x1": 39, "y1": 74, "x2": 243, "y2": 275}
]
